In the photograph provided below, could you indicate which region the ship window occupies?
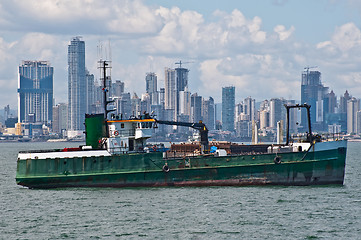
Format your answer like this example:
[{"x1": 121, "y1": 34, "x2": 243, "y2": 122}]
[
  {"x1": 142, "y1": 122, "x2": 145, "y2": 128},
  {"x1": 149, "y1": 122, "x2": 153, "y2": 128},
  {"x1": 121, "y1": 123, "x2": 124, "y2": 128}
]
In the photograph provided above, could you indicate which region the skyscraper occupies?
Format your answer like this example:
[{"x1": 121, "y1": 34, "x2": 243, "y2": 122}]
[
  {"x1": 347, "y1": 97, "x2": 360, "y2": 134},
  {"x1": 222, "y1": 86, "x2": 235, "y2": 132},
  {"x1": 85, "y1": 70, "x2": 95, "y2": 114},
  {"x1": 300, "y1": 69, "x2": 328, "y2": 130},
  {"x1": 269, "y1": 98, "x2": 284, "y2": 129},
  {"x1": 145, "y1": 72, "x2": 158, "y2": 105},
  {"x1": 202, "y1": 97, "x2": 215, "y2": 130},
  {"x1": 243, "y1": 96, "x2": 256, "y2": 122},
  {"x1": 113, "y1": 80, "x2": 125, "y2": 97},
  {"x1": 18, "y1": 60, "x2": 53, "y2": 125},
  {"x1": 52, "y1": 103, "x2": 68, "y2": 134},
  {"x1": 164, "y1": 68, "x2": 176, "y2": 120},
  {"x1": 191, "y1": 93, "x2": 202, "y2": 123},
  {"x1": 175, "y1": 66, "x2": 189, "y2": 116},
  {"x1": 68, "y1": 36, "x2": 86, "y2": 136}
]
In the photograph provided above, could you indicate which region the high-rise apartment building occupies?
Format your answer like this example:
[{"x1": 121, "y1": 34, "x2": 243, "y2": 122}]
[
  {"x1": 202, "y1": 97, "x2": 215, "y2": 130},
  {"x1": 179, "y1": 88, "x2": 191, "y2": 116},
  {"x1": 339, "y1": 90, "x2": 351, "y2": 114},
  {"x1": 85, "y1": 70, "x2": 95, "y2": 114},
  {"x1": 145, "y1": 72, "x2": 158, "y2": 105},
  {"x1": 113, "y1": 80, "x2": 125, "y2": 97},
  {"x1": 52, "y1": 103, "x2": 67, "y2": 134},
  {"x1": 164, "y1": 68, "x2": 176, "y2": 120},
  {"x1": 18, "y1": 60, "x2": 53, "y2": 125},
  {"x1": 68, "y1": 36, "x2": 86, "y2": 135},
  {"x1": 347, "y1": 97, "x2": 360, "y2": 134},
  {"x1": 270, "y1": 98, "x2": 284, "y2": 129},
  {"x1": 222, "y1": 86, "x2": 235, "y2": 132},
  {"x1": 115, "y1": 93, "x2": 132, "y2": 118},
  {"x1": 243, "y1": 96, "x2": 256, "y2": 122},
  {"x1": 191, "y1": 93, "x2": 203, "y2": 123}
]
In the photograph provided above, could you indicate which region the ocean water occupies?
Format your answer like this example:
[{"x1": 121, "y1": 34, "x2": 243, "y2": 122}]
[{"x1": 0, "y1": 141, "x2": 360, "y2": 239}]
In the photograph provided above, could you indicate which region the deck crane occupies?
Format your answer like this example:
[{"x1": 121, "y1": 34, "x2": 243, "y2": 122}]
[{"x1": 155, "y1": 119, "x2": 209, "y2": 153}]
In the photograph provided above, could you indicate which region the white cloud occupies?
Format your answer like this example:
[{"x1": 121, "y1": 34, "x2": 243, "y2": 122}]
[{"x1": 274, "y1": 25, "x2": 295, "y2": 41}]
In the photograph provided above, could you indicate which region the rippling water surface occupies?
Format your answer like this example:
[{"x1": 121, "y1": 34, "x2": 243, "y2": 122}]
[{"x1": 1, "y1": 141, "x2": 360, "y2": 239}]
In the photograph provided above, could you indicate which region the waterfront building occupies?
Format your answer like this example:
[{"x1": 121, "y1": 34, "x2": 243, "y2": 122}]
[
  {"x1": 67, "y1": 36, "x2": 86, "y2": 136},
  {"x1": 52, "y1": 103, "x2": 68, "y2": 135},
  {"x1": 18, "y1": 60, "x2": 53, "y2": 125},
  {"x1": 236, "y1": 120, "x2": 251, "y2": 138},
  {"x1": 259, "y1": 110, "x2": 269, "y2": 130},
  {"x1": 347, "y1": 97, "x2": 360, "y2": 134},
  {"x1": 222, "y1": 86, "x2": 235, "y2": 132}
]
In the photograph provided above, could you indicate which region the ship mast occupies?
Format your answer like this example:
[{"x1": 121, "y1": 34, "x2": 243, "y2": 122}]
[{"x1": 98, "y1": 60, "x2": 114, "y2": 137}]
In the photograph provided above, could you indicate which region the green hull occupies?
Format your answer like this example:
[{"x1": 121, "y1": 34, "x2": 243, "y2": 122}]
[{"x1": 16, "y1": 141, "x2": 347, "y2": 189}]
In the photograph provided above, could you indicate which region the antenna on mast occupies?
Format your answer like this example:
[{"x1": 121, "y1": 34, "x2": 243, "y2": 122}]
[{"x1": 98, "y1": 60, "x2": 114, "y2": 138}]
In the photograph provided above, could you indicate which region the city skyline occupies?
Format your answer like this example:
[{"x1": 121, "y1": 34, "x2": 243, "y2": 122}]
[
  {"x1": 1, "y1": 1, "x2": 361, "y2": 109},
  {"x1": 5, "y1": 53, "x2": 361, "y2": 138}
]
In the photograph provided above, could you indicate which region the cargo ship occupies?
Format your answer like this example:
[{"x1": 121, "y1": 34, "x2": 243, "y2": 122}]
[{"x1": 15, "y1": 62, "x2": 347, "y2": 189}]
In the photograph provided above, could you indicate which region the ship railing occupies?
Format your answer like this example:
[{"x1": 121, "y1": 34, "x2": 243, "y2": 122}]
[
  {"x1": 289, "y1": 132, "x2": 343, "y2": 143},
  {"x1": 163, "y1": 150, "x2": 201, "y2": 160}
]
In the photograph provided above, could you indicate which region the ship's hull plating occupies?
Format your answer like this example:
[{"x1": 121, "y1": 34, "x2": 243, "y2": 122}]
[{"x1": 16, "y1": 140, "x2": 347, "y2": 189}]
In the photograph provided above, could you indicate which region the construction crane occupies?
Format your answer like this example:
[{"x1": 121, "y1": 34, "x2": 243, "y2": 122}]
[
  {"x1": 303, "y1": 66, "x2": 318, "y2": 86},
  {"x1": 175, "y1": 60, "x2": 193, "y2": 68},
  {"x1": 304, "y1": 66, "x2": 318, "y2": 74}
]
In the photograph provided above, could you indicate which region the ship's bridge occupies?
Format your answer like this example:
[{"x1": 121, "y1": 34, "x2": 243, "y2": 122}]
[{"x1": 106, "y1": 118, "x2": 156, "y2": 154}]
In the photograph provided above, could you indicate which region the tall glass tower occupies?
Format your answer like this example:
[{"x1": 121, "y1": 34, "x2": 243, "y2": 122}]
[
  {"x1": 18, "y1": 61, "x2": 53, "y2": 125},
  {"x1": 175, "y1": 67, "x2": 189, "y2": 116},
  {"x1": 68, "y1": 37, "x2": 86, "y2": 134},
  {"x1": 222, "y1": 86, "x2": 235, "y2": 132},
  {"x1": 300, "y1": 70, "x2": 328, "y2": 131}
]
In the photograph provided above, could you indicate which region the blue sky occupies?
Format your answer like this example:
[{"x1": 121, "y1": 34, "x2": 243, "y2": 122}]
[{"x1": 1, "y1": 0, "x2": 361, "y2": 110}]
